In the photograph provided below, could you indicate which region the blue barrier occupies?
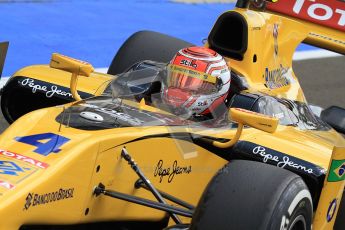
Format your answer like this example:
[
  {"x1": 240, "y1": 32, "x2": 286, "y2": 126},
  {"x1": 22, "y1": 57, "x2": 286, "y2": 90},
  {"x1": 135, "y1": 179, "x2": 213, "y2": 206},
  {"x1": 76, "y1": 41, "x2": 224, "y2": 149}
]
[{"x1": 0, "y1": 0, "x2": 314, "y2": 76}]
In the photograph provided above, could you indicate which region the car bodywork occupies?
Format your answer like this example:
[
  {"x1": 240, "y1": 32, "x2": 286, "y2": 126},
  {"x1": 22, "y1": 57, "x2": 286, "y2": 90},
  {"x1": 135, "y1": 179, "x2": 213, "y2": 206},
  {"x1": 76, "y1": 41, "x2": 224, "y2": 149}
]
[{"x1": 0, "y1": 0, "x2": 345, "y2": 229}]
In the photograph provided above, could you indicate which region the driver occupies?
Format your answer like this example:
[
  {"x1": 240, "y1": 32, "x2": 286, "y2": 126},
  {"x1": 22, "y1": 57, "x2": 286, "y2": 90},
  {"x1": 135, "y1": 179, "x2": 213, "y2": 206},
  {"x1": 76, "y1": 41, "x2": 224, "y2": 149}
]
[{"x1": 161, "y1": 46, "x2": 231, "y2": 120}]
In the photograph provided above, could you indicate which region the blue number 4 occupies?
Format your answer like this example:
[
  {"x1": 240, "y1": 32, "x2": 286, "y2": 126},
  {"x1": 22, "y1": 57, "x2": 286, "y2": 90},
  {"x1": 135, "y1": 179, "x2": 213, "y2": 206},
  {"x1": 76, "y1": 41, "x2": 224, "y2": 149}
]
[{"x1": 15, "y1": 133, "x2": 70, "y2": 156}]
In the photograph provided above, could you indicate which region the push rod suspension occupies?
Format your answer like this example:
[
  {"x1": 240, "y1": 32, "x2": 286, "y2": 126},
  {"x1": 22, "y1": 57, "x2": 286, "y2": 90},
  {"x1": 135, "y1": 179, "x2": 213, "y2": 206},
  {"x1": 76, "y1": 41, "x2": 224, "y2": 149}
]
[
  {"x1": 94, "y1": 184, "x2": 193, "y2": 218},
  {"x1": 121, "y1": 147, "x2": 182, "y2": 224},
  {"x1": 135, "y1": 179, "x2": 195, "y2": 211}
]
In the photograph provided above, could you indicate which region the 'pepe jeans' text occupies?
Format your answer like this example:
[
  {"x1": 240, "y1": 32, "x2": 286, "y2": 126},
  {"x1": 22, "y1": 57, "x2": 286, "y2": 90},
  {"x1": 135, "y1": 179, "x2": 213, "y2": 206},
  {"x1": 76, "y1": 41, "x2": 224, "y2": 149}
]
[
  {"x1": 252, "y1": 146, "x2": 313, "y2": 174},
  {"x1": 19, "y1": 78, "x2": 72, "y2": 98},
  {"x1": 154, "y1": 160, "x2": 192, "y2": 183}
]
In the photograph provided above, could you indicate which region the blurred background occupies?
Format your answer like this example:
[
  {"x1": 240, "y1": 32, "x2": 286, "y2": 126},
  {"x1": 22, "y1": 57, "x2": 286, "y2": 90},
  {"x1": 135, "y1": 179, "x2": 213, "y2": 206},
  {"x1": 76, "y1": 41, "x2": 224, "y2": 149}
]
[{"x1": 0, "y1": 0, "x2": 343, "y2": 109}]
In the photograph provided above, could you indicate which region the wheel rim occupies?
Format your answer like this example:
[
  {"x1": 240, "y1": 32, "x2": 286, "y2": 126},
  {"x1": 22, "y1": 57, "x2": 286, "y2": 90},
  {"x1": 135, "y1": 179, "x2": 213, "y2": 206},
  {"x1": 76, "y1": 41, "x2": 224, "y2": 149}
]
[{"x1": 289, "y1": 215, "x2": 307, "y2": 230}]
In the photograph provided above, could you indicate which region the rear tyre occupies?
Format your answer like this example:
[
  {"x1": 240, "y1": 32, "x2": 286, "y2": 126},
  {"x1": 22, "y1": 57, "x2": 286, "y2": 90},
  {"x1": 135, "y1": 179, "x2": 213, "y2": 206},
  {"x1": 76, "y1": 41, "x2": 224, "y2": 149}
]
[
  {"x1": 190, "y1": 160, "x2": 313, "y2": 230},
  {"x1": 107, "y1": 30, "x2": 194, "y2": 75}
]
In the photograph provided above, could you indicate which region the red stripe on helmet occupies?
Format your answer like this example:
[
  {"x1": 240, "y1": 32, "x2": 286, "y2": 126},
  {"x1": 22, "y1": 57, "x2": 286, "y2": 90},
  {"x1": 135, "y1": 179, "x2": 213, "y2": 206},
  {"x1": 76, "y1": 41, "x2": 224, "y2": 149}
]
[
  {"x1": 171, "y1": 55, "x2": 209, "y2": 72},
  {"x1": 182, "y1": 47, "x2": 217, "y2": 58},
  {"x1": 184, "y1": 97, "x2": 197, "y2": 108},
  {"x1": 200, "y1": 94, "x2": 228, "y2": 115}
]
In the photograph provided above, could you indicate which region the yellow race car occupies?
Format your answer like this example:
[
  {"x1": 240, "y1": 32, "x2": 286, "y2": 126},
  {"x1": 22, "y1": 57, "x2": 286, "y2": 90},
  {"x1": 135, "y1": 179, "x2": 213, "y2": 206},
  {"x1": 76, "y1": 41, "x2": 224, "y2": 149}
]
[{"x1": 0, "y1": 0, "x2": 345, "y2": 229}]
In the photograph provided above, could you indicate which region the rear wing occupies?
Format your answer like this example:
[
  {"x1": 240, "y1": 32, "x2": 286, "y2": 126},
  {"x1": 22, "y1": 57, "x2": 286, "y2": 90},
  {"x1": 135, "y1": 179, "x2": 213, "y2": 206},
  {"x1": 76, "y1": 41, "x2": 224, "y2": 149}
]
[{"x1": 266, "y1": 0, "x2": 345, "y2": 55}]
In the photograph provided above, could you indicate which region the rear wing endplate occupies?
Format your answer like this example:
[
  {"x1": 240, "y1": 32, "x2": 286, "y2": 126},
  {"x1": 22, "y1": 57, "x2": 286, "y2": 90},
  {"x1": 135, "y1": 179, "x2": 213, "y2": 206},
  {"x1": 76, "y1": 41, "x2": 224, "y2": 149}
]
[{"x1": 266, "y1": 0, "x2": 345, "y2": 54}]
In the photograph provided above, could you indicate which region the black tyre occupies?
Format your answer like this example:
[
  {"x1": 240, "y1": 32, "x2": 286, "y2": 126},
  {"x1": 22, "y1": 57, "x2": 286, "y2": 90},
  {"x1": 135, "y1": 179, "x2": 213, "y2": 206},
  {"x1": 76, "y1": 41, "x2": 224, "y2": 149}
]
[
  {"x1": 107, "y1": 30, "x2": 194, "y2": 75},
  {"x1": 191, "y1": 160, "x2": 313, "y2": 230}
]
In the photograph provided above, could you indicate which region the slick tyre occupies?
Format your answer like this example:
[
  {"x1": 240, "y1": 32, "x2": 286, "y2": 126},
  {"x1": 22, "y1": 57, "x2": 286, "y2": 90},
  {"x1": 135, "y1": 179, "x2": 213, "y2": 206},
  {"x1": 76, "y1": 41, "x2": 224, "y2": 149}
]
[
  {"x1": 190, "y1": 160, "x2": 313, "y2": 230},
  {"x1": 107, "y1": 30, "x2": 193, "y2": 75}
]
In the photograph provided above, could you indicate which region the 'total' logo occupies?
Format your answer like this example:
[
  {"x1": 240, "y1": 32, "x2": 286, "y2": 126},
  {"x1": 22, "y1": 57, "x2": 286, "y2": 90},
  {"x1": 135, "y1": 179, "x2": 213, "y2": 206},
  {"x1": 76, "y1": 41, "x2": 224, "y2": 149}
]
[{"x1": 267, "y1": 0, "x2": 345, "y2": 32}]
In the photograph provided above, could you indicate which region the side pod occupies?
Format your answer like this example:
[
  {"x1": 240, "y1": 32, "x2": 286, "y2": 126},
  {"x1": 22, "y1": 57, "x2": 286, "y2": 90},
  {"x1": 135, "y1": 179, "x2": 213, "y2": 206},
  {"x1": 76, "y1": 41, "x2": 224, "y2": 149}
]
[{"x1": 313, "y1": 146, "x2": 345, "y2": 229}]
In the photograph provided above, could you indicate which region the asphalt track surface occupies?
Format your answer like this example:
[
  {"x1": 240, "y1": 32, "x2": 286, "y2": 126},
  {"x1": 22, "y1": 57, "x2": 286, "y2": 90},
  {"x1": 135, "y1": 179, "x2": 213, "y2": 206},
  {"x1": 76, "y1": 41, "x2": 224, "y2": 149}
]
[
  {"x1": 294, "y1": 56, "x2": 345, "y2": 109},
  {"x1": 0, "y1": 56, "x2": 343, "y2": 132}
]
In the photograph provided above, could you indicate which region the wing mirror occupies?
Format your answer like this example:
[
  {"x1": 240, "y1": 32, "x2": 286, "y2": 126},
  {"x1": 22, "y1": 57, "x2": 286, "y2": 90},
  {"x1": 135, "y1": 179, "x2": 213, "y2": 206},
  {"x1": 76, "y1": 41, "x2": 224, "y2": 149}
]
[
  {"x1": 213, "y1": 108, "x2": 279, "y2": 148},
  {"x1": 50, "y1": 53, "x2": 94, "y2": 100}
]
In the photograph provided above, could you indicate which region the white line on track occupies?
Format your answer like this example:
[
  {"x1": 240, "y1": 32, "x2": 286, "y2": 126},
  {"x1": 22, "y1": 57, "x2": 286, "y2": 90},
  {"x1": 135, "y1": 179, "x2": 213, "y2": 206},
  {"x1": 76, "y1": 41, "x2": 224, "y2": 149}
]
[{"x1": 293, "y1": 49, "x2": 341, "y2": 61}]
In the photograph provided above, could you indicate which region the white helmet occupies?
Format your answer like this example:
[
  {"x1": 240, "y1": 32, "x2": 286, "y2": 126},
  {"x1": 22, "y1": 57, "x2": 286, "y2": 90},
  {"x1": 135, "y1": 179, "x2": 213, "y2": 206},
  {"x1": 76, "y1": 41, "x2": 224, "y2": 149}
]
[{"x1": 162, "y1": 46, "x2": 231, "y2": 117}]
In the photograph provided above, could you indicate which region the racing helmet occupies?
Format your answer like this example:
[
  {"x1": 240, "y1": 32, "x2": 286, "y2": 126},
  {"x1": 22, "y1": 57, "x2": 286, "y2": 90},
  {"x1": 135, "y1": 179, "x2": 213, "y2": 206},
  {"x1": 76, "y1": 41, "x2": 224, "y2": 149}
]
[{"x1": 162, "y1": 46, "x2": 231, "y2": 117}]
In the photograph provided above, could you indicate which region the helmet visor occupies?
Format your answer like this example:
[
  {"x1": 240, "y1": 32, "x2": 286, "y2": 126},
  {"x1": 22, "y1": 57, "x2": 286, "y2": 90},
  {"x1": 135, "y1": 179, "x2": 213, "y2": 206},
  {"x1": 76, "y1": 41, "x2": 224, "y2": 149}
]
[{"x1": 166, "y1": 64, "x2": 220, "y2": 95}]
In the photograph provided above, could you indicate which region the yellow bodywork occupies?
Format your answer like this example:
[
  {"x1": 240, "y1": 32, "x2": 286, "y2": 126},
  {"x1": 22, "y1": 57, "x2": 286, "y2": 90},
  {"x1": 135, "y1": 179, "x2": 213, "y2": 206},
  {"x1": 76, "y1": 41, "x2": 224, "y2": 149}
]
[
  {"x1": 0, "y1": 100, "x2": 344, "y2": 229},
  {"x1": 0, "y1": 2, "x2": 344, "y2": 230},
  {"x1": 12, "y1": 64, "x2": 112, "y2": 98},
  {"x1": 0, "y1": 105, "x2": 230, "y2": 228}
]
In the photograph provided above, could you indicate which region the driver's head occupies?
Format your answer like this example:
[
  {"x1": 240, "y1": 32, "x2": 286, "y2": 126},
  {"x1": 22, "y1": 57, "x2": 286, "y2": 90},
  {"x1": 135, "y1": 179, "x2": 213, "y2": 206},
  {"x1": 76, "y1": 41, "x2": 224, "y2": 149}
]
[{"x1": 162, "y1": 46, "x2": 231, "y2": 118}]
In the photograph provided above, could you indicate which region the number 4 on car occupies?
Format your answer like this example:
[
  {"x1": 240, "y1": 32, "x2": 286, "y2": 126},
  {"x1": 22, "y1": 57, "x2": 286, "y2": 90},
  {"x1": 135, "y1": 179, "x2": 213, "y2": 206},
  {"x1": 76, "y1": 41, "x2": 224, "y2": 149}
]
[{"x1": 15, "y1": 133, "x2": 70, "y2": 156}]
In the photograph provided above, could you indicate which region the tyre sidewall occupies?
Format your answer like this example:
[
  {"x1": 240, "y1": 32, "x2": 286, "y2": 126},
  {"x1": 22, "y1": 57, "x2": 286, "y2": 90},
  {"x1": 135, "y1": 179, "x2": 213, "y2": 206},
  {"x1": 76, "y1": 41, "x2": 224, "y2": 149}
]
[
  {"x1": 191, "y1": 161, "x2": 313, "y2": 230},
  {"x1": 269, "y1": 178, "x2": 313, "y2": 230}
]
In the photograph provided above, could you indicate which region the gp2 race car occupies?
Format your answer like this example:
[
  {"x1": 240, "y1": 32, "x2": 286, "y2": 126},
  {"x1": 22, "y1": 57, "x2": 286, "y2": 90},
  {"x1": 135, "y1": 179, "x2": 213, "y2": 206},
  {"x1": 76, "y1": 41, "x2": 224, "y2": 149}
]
[{"x1": 0, "y1": 0, "x2": 345, "y2": 229}]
